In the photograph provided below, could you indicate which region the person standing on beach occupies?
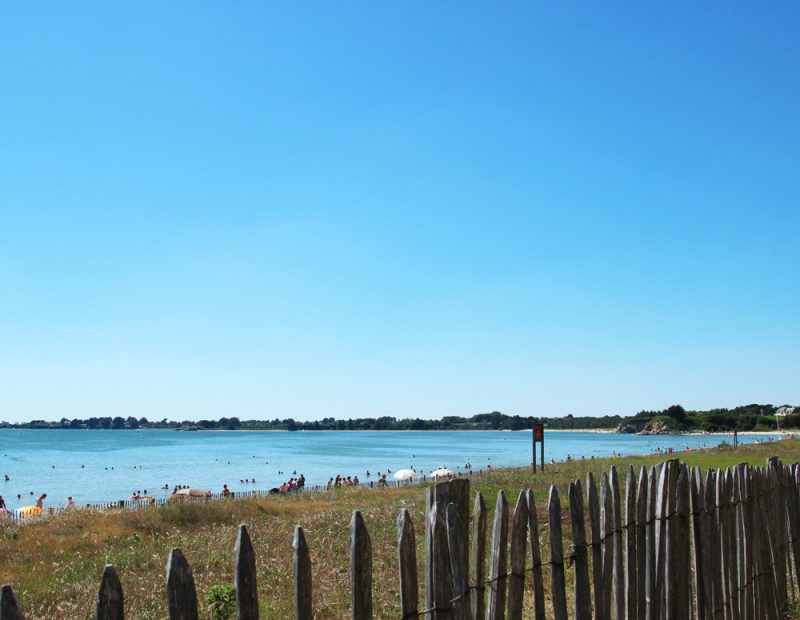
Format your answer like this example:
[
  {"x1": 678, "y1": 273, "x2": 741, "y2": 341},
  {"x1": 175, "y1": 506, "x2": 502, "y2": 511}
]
[
  {"x1": 36, "y1": 493, "x2": 46, "y2": 509},
  {"x1": 66, "y1": 497, "x2": 75, "y2": 510}
]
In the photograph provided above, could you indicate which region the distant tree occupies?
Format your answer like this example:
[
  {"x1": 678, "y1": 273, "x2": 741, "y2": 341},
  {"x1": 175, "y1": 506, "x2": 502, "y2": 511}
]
[
  {"x1": 126, "y1": 416, "x2": 140, "y2": 429},
  {"x1": 112, "y1": 416, "x2": 126, "y2": 429}
]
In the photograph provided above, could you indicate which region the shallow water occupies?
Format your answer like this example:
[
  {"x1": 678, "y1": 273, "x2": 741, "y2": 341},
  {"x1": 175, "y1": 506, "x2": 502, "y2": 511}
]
[{"x1": 0, "y1": 428, "x2": 763, "y2": 509}]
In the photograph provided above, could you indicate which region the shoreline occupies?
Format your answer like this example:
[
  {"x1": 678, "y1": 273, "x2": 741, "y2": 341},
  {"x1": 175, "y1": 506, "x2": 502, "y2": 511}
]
[
  {"x1": 4, "y1": 435, "x2": 797, "y2": 522},
  {"x1": 0, "y1": 429, "x2": 790, "y2": 509},
  {"x1": 2, "y1": 425, "x2": 791, "y2": 436}
]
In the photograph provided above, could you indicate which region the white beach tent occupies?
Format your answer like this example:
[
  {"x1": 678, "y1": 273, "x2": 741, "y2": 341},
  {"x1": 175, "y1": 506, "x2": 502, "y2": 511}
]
[{"x1": 430, "y1": 468, "x2": 454, "y2": 479}]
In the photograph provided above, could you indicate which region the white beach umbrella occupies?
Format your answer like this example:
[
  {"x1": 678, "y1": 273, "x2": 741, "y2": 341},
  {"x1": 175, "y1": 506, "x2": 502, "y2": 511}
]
[
  {"x1": 393, "y1": 469, "x2": 416, "y2": 481},
  {"x1": 430, "y1": 468, "x2": 454, "y2": 479}
]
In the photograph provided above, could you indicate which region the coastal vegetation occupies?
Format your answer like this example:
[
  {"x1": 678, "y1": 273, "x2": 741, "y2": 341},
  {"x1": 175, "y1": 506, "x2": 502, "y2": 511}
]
[
  {"x1": 2, "y1": 439, "x2": 799, "y2": 619},
  {"x1": 2, "y1": 403, "x2": 796, "y2": 433}
]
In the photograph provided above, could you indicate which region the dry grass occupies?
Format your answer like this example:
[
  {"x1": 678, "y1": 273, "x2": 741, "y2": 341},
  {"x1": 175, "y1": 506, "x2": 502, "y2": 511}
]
[{"x1": 2, "y1": 438, "x2": 799, "y2": 619}]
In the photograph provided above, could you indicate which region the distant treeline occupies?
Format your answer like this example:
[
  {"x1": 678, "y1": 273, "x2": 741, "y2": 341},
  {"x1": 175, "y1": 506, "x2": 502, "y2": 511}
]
[
  {"x1": 2, "y1": 412, "x2": 542, "y2": 432},
  {"x1": 622, "y1": 403, "x2": 795, "y2": 433},
  {"x1": 1, "y1": 404, "x2": 796, "y2": 433}
]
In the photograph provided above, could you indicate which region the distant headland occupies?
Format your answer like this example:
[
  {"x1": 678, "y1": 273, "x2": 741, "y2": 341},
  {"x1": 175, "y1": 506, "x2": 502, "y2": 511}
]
[{"x1": 2, "y1": 403, "x2": 797, "y2": 434}]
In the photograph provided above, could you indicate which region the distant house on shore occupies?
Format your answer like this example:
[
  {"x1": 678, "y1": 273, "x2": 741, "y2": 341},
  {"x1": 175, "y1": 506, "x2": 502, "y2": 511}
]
[{"x1": 776, "y1": 406, "x2": 797, "y2": 417}]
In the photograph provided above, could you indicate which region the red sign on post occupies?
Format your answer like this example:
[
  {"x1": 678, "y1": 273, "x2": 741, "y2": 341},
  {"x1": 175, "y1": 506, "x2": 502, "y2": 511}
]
[{"x1": 534, "y1": 423, "x2": 544, "y2": 442}]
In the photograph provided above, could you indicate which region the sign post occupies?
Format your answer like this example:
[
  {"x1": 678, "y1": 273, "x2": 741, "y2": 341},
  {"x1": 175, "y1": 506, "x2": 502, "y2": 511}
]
[{"x1": 533, "y1": 422, "x2": 544, "y2": 472}]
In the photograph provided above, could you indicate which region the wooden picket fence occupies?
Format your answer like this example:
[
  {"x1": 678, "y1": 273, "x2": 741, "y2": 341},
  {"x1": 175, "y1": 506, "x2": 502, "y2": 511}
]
[{"x1": 2, "y1": 456, "x2": 799, "y2": 619}]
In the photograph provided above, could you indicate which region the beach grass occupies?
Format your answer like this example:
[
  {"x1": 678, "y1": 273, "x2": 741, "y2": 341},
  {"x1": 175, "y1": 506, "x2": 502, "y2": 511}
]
[{"x1": 2, "y1": 438, "x2": 799, "y2": 619}]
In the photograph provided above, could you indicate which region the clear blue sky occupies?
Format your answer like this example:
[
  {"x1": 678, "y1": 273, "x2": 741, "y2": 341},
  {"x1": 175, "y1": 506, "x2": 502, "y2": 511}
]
[{"x1": 1, "y1": 3, "x2": 798, "y2": 423}]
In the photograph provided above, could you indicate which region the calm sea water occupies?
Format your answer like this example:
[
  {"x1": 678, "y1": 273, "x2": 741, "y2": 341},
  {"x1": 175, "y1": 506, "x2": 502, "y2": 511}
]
[{"x1": 0, "y1": 428, "x2": 763, "y2": 509}]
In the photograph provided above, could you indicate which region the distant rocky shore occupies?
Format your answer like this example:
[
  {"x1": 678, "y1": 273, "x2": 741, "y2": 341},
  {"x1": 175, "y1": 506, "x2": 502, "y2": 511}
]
[{"x1": 616, "y1": 419, "x2": 679, "y2": 435}]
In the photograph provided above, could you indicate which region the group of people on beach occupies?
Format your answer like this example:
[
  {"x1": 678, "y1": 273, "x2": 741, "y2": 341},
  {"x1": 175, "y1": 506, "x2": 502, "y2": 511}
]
[
  {"x1": 274, "y1": 474, "x2": 305, "y2": 494},
  {"x1": 326, "y1": 474, "x2": 360, "y2": 490}
]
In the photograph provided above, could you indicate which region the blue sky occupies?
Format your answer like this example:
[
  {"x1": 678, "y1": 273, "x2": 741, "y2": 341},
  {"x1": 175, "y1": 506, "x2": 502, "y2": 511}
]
[{"x1": 1, "y1": 3, "x2": 798, "y2": 423}]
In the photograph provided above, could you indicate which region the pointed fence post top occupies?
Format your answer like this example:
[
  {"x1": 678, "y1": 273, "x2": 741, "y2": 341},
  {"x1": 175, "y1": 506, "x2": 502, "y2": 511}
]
[
  {"x1": 234, "y1": 524, "x2": 259, "y2": 620},
  {"x1": 351, "y1": 510, "x2": 367, "y2": 536},
  {"x1": 474, "y1": 490, "x2": 486, "y2": 514},
  {"x1": 350, "y1": 510, "x2": 373, "y2": 620},
  {"x1": 293, "y1": 525, "x2": 312, "y2": 620},
  {"x1": 548, "y1": 484, "x2": 561, "y2": 511},
  {"x1": 96, "y1": 564, "x2": 124, "y2": 620},
  {"x1": 166, "y1": 547, "x2": 198, "y2": 620},
  {"x1": 569, "y1": 478, "x2": 583, "y2": 504},
  {"x1": 293, "y1": 525, "x2": 307, "y2": 552},
  {"x1": 1, "y1": 584, "x2": 26, "y2": 620},
  {"x1": 495, "y1": 489, "x2": 508, "y2": 512}
]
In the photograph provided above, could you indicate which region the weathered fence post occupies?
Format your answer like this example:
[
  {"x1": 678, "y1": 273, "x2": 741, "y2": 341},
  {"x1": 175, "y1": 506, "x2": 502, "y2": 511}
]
[
  {"x1": 785, "y1": 466, "x2": 800, "y2": 607},
  {"x1": 654, "y1": 461, "x2": 671, "y2": 620},
  {"x1": 674, "y1": 465, "x2": 691, "y2": 619},
  {"x1": 569, "y1": 480, "x2": 591, "y2": 620},
  {"x1": 447, "y1": 503, "x2": 472, "y2": 620},
  {"x1": 636, "y1": 466, "x2": 648, "y2": 620},
  {"x1": 610, "y1": 466, "x2": 625, "y2": 620},
  {"x1": 548, "y1": 485, "x2": 568, "y2": 620},
  {"x1": 0, "y1": 585, "x2": 25, "y2": 620},
  {"x1": 689, "y1": 468, "x2": 709, "y2": 620},
  {"x1": 645, "y1": 465, "x2": 658, "y2": 620},
  {"x1": 426, "y1": 479, "x2": 470, "y2": 617},
  {"x1": 470, "y1": 492, "x2": 487, "y2": 620},
  {"x1": 600, "y1": 473, "x2": 614, "y2": 620},
  {"x1": 753, "y1": 469, "x2": 780, "y2": 620},
  {"x1": 587, "y1": 473, "x2": 605, "y2": 620},
  {"x1": 665, "y1": 460, "x2": 680, "y2": 620},
  {"x1": 735, "y1": 465, "x2": 752, "y2": 620},
  {"x1": 293, "y1": 526, "x2": 312, "y2": 620},
  {"x1": 431, "y1": 502, "x2": 453, "y2": 620},
  {"x1": 704, "y1": 469, "x2": 721, "y2": 620},
  {"x1": 398, "y1": 509, "x2": 419, "y2": 620},
  {"x1": 624, "y1": 465, "x2": 637, "y2": 620},
  {"x1": 234, "y1": 524, "x2": 259, "y2": 620},
  {"x1": 350, "y1": 510, "x2": 372, "y2": 620},
  {"x1": 506, "y1": 491, "x2": 528, "y2": 620},
  {"x1": 525, "y1": 489, "x2": 546, "y2": 620},
  {"x1": 767, "y1": 458, "x2": 788, "y2": 611},
  {"x1": 166, "y1": 548, "x2": 198, "y2": 620},
  {"x1": 95, "y1": 565, "x2": 124, "y2": 620},
  {"x1": 486, "y1": 491, "x2": 508, "y2": 620},
  {"x1": 663, "y1": 461, "x2": 675, "y2": 620},
  {"x1": 723, "y1": 467, "x2": 738, "y2": 620}
]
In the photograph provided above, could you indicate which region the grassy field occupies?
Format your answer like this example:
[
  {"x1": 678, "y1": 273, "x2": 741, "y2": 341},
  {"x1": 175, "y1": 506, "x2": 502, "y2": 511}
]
[{"x1": 2, "y1": 438, "x2": 799, "y2": 619}]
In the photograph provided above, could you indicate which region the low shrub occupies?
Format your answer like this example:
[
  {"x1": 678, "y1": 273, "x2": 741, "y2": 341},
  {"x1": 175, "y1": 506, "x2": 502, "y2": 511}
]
[{"x1": 206, "y1": 584, "x2": 236, "y2": 620}]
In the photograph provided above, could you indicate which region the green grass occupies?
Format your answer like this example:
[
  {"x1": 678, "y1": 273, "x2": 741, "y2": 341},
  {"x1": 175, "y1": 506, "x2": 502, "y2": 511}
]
[{"x1": 2, "y1": 438, "x2": 799, "y2": 619}]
